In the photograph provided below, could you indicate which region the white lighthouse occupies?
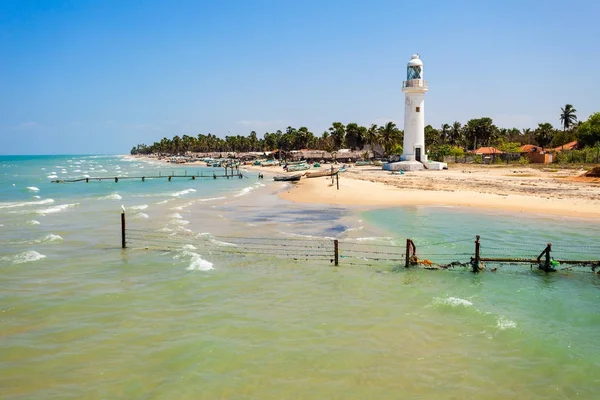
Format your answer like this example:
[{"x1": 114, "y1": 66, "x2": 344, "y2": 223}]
[{"x1": 402, "y1": 54, "x2": 428, "y2": 163}]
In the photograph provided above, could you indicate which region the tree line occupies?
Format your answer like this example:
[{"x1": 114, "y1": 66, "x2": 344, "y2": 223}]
[{"x1": 131, "y1": 105, "x2": 600, "y2": 159}]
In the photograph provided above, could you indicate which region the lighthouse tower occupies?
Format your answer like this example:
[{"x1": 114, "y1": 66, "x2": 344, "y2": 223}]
[{"x1": 401, "y1": 54, "x2": 428, "y2": 163}]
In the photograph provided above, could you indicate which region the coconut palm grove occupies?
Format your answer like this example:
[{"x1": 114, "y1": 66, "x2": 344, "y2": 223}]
[{"x1": 131, "y1": 104, "x2": 600, "y2": 163}]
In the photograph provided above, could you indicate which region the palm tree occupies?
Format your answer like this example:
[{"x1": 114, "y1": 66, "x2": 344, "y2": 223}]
[
  {"x1": 366, "y1": 124, "x2": 379, "y2": 148},
  {"x1": 378, "y1": 122, "x2": 400, "y2": 156},
  {"x1": 560, "y1": 104, "x2": 577, "y2": 132},
  {"x1": 440, "y1": 123, "x2": 451, "y2": 143},
  {"x1": 450, "y1": 121, "x2": 462, "y2": 146},
  {"x1": 560, "y1": 104, "x2": 577, "y2": 150},
  {"x1": 328, "y1": 122, "x2": 346, "y2": 151}
]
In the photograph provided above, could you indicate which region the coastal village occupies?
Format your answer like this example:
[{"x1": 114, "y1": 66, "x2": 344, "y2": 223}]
[{"x1": 131, "y1": 54, "x2": 600, "y2": 217}]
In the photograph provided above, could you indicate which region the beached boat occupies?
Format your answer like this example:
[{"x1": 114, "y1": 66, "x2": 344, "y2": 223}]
[
  {"x1": 305, "y1": 168, "x2": 338, "y2": 178},
  {"x1": 273, "y1": 174, "x2": 303, "y2": 182},
  {"x1": 287, "y1": 164, "x2": 310, "y2": 172}
]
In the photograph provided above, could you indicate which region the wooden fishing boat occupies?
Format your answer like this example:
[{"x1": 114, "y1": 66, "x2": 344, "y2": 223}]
[
  {"x1": 305, "y1": 168, "x2": 338, "y2": 178},
  {"x1": 273, "y1": 173, "x2": 303, "y2": 182}
]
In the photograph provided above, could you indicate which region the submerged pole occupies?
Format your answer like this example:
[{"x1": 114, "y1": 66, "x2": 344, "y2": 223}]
[
  {"x1": 334, "y1": 239, "x2": 339, "y2": 266},
  {"x1": 405, "y1": 239, "x2": 411, "y2": 268},
  {"x1": 336, "y1": 172, "x2": 339, "y2": 190},
  {"x1": 121, "y1": 210, "x2": 126, "y2": 249},
  {"x1": 473, "y1": 235, "x2": 481, "y2": 272}
]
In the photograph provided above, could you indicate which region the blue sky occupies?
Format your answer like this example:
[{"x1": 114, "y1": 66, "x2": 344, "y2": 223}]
[{"x1": 1, "y1": 0, "x2": 599, "y2": 154}]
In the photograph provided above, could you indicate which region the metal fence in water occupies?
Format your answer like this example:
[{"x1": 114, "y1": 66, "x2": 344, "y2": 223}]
[{"x1": 121, "y1": 213, "x2": 600, "y2": 274}]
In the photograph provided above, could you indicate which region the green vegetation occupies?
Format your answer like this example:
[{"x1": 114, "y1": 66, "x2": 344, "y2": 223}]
[{"x1": 131, "y1": 104, "x2": 600, "y2": 163}]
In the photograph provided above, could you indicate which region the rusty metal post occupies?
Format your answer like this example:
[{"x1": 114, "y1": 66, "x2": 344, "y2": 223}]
[
  {"x1": 336, "y1": 172, "x2": 339, "y2": 190},
  {"x1": 405, "y1": 239, "x2": 410, "y2": 268},
  {"x1": 334, "y1": 239, "x2": 339, "y2": 266},
  {"x1": 121, "y1": 211, "x2": 126, "y2": 249}
]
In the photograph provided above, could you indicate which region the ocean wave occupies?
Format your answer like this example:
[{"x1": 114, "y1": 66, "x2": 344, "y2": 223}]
[
  {"x1": 355, "y1": 236, "x2": 393, "y2": 242},
  {"x1": 175, "y1": 226, "x2": 193, "y2": 234},
  {"x1": 36, "y1": 203, "x2": 78, "y2": 215},
  {"x1": 496, "y1": 316, "x2": 517, "y2": 330},
  {"x1": 129, "y1": 204, "x2": 148, "y2": 210},
  {"x1": 198, "y1": 196, "x2": 226, "y2": 202},
  {"x1": 15, "y1": 234, "x2": 63, "y2": 245},
  {"x1": 47, "y1": 175, "x2": 58, "y2": 179},
  {"x1": 155, "y1": 200, "x2": 169, "y2": 204},
  {"x1": 33, "y1": 195, "x2": 41, "y2": 199},
  {"x1": 0, "y1": 198, "x2": 54, "y2": 210},
  {"x1": 40, "y1": 234, "x2": 63, "y2": 243},
  {"x1": 210, "y1": 238, "x2": 237, "y2": 247},
  {"x1": 174, "y1": 250, "x2": 213, "y2": 271},
  {"x1": 171, "y1": 189, "x2": 196, "y2": 197},
  {"x1": 168, "y1": 213, "x2": 183, "y2": 219},
  {"x1": 432, "y1": 296, "x2": 473, "y2": 308},
  {"x1": 1, "y1": 250, "x2": 46, "y2": 265},
  {"x1": 133, "y1": 212, "x2": 149, "y2": 220},
  {"x1": 171, "y1": 219, "x2": 190, "y2": 226},
  {"x1": 233, "y1": 185, "x2": 255, "y2": 197},
  {"x1": 27, "y1": 220, "x2": 41, "y2": 225},
  {"x1": 344, "y1": 226, "x2": 364, "y2": 232},
  {"x1": 99, "y1": 193, "x2": 122, "y2": 200},
  {"x1": 170, "y1": 201, "x2": 194, "y2": 211},
  {"x1": 280, "y1": 231, "x2": 336, "y2": 241},
  {"x1": 27, "y1": 186, "x2": 40, "y2": 192}
]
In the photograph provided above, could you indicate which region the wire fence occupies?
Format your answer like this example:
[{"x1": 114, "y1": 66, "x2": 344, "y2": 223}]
[{"x1": 123, "y1": 222, "x2": 600, "y2": 273}]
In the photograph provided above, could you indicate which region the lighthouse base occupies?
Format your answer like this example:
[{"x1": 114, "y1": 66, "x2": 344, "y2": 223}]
[
  {"x1": 382, "y1": 161, "x2": 424, "y2": 171},
  {"x1": 382, "y1": 160, "x2": 448, "y2": 172}
]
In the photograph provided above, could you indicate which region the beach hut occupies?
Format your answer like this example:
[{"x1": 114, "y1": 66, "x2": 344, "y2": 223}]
[{"x1": 472, "y1": 147, "x2": 503, "y2": 164}]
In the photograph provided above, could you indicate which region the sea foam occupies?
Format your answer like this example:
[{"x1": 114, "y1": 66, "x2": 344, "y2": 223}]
[
  {"x1": 36, "y1": 203, "x2": 78, "y2": 215},
  {"x1": 496, "y1": 316, "x2": 517, "y2": 330},
  {"x1": 1, "y1": 250, "x2": 47, "y2": 265},
  {"x1": 171, "y1": 189, "x2": 196, "y2": 197},
  {"x1": 174, "y1": 250, "x2": 213, "y2": 271},
  {"x1": 234, "y1": 185, "x2": 255, "y2": 197},
  {"x1": 0, "y1": 199, "x2": 54, "y2": 210},
  {"x1": 99, "y1": 193, "x2": 122, "y2": 200},
  {"x1": 27, "y1": 186, "x2": 40, "y2": 192},
  {"x1": 432, "y1": 296, "x2": 474, "y2": 308}
]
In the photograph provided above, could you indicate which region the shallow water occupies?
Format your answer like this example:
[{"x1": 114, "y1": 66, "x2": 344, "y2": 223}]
[{"x1": 1, "y1": 155, "x2": 600, "y2": 399}]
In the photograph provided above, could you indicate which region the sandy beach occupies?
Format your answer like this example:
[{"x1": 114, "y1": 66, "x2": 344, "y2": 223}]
[
  {"x1": 130, "y1": 156, "x2": 600, "y2": 218},
  {"x1": 254, "y1": 163, "x2": 600, "y2": 218}
]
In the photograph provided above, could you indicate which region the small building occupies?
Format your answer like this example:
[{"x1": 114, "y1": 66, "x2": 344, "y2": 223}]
[
  {"x1": 471, "y1": 147, "x2": 503, "y2": 164},
  {"x1": 520, "y1": 144, "x2": 553, "y2": 164}
]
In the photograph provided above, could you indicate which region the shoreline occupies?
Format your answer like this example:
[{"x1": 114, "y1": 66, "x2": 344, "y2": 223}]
[{"x1": 128, "y1": 155, "x2": 600, "y2": 219}]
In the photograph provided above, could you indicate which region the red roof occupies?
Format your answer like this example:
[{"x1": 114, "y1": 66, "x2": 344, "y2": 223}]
[
  {"x1": 520, "y1": 144, "x2": 544, "y2": 153},
  {"x1": 473, "y1": 147, "x2": 504, "y2": 155},
  {"x1": 552, "y1": 141, "x2": 578, "y2": 152}
]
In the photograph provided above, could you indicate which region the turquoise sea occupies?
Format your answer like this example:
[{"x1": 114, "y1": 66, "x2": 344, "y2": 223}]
[{"x1": 1, "y1": 155, "x2": 600, "y2": 399}]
